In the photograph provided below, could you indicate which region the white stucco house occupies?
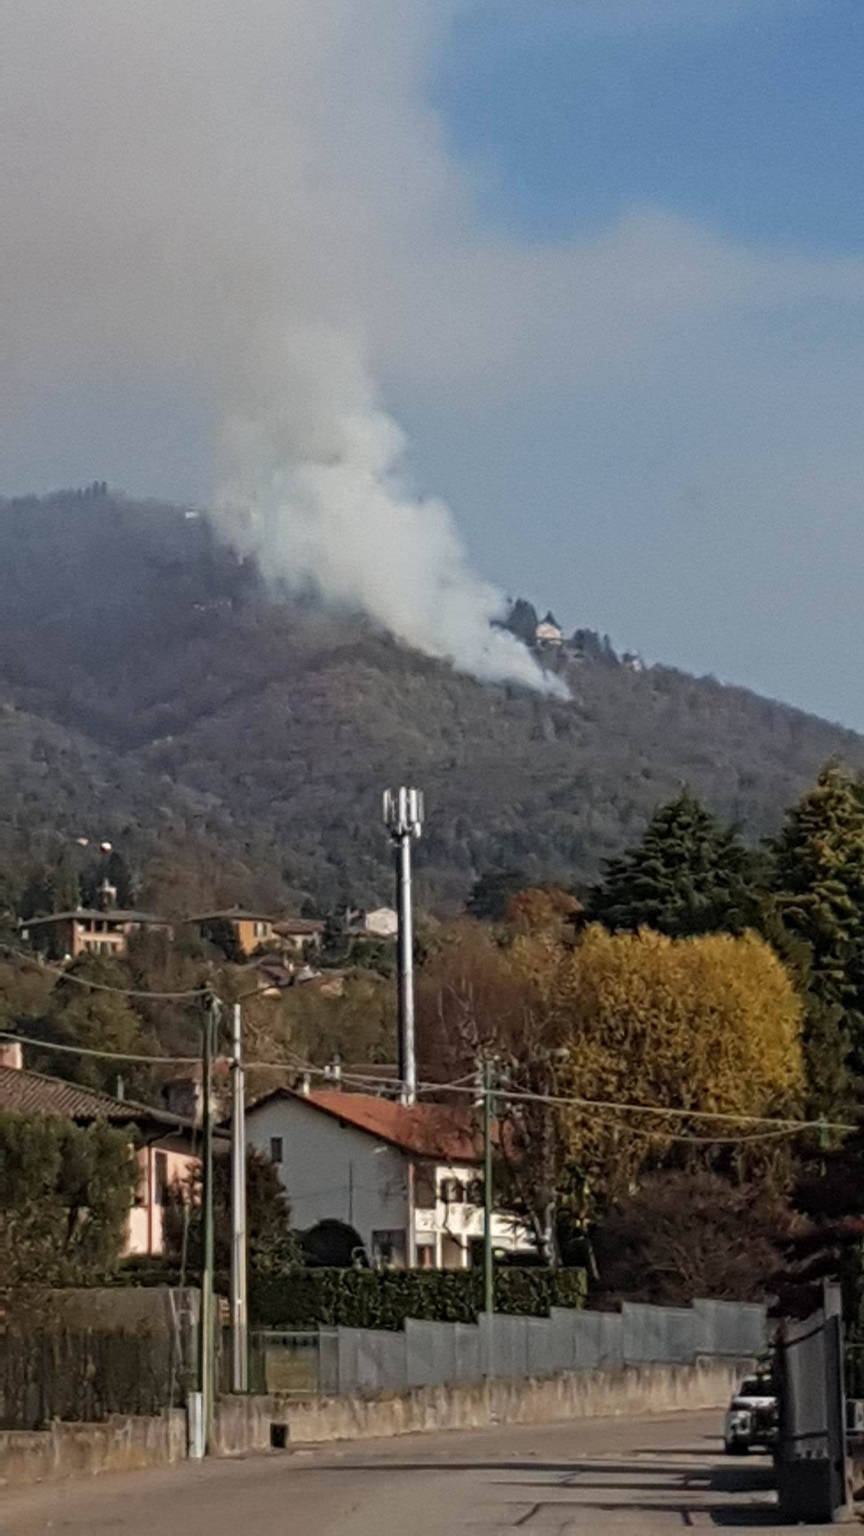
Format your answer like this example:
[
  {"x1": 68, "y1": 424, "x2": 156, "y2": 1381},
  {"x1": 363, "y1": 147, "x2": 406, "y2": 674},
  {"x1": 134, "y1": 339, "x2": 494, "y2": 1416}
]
[{"x1": 245, "y1": 1088, "x2": 535, "y2": 1269}]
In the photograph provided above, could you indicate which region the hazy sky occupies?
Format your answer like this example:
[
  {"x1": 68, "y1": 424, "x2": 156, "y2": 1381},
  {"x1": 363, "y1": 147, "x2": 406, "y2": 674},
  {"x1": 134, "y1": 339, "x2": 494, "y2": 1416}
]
[{"x1": 3, "y1": 1, "x2": 864, "y2": 725}]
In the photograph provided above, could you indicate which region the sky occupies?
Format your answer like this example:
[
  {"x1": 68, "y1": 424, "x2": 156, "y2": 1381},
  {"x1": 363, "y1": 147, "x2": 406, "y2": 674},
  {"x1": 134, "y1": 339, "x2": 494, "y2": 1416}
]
[{"x1": 2, "y1": 1, "x2": 864, "y2": 725}]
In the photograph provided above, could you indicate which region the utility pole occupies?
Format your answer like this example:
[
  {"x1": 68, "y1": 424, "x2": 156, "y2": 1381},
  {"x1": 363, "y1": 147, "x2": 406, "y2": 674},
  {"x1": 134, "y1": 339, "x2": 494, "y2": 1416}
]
[
  {"x1": 383, "y1": 787, "x2": 424, "y2": 1105},
  {"x1": 230, "y1": 1001, "x2": 248, "y2": 1393},
  {"x1": 199, "y1": 994, "x2": 218, "y2": 1450},
  {"x1": 483, "y1": 1056, "x2": 494, "y2": 1319}
]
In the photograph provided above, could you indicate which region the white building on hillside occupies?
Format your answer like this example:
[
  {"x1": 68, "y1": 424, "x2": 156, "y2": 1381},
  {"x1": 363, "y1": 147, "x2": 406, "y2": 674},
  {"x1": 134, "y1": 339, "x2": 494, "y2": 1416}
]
[
  {"x1": 245, "y1": 1088, "x2": 534, "y2": 1269},
  {"x1": 534, "y1": 610, "x2": 563, "y2": 648}
]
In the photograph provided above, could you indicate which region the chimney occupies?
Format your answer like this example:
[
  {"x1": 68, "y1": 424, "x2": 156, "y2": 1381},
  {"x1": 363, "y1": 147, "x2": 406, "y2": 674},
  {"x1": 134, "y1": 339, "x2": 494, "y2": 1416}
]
[
  {"x1": 0, "y1": 1041, "x2": 23, "y2": 1071},
  {"x1": 299, "y1": 1071, "x2": 312, "y2": 1096}
]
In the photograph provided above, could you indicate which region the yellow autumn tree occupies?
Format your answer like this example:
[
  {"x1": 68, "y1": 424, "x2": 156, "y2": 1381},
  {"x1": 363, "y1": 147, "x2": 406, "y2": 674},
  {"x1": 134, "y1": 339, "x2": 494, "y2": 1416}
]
[
  {"x1": 515, "y1": 924, "x2": 804, "y2": 1193},
  {"x1": 417, "y1": 920, "x2": 804, "y2": 1248}
]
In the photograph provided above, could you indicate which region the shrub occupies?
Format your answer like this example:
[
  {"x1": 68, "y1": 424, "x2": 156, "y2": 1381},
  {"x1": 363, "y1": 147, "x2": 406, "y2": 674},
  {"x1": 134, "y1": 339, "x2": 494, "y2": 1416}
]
[{"x1": 250, "y1": 1265, "x2": 586, "y2": 1329}]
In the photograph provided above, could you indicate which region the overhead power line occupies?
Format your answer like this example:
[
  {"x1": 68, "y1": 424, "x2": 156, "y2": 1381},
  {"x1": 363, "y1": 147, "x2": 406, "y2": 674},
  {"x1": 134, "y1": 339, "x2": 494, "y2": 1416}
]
[
  {"x1": 0, "y1": 1031, "x2": 201, "y2": 1065},
  {"x1": 0, "y1": 943, "x2": 335, "y2": 1006},
  {"x1": 0, "y1": 944, "x2": 212, "y2": 1000},
  {"x1": 621, "y1": 1121, "x2": 812, "y2": 1147},
  {"x1": 429, "y1": 1078, "x2": 858, "y2": 1135},
  {"x1": 1, "y1": 1029, "x2": 854, "y2": 1138}
]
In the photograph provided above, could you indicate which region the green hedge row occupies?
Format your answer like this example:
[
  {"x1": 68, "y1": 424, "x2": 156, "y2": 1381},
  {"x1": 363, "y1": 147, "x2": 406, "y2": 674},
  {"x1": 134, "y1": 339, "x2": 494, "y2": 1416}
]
[{"x1": 250, "y1": 1266, "x2": 587, "y2": 1330}]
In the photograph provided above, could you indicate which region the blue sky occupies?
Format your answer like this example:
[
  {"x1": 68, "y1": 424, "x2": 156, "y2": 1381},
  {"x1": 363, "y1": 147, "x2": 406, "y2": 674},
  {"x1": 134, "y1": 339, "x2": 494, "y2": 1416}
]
[
  {"x1": 437, "y1": 1, "x2": 864, "y2": 254},
  {"x1": 397, "y1": 0, "x2": 864, "y2": 725},
  {"x1": 4, "y1": 0, "x2": 864, "y2": 728}
]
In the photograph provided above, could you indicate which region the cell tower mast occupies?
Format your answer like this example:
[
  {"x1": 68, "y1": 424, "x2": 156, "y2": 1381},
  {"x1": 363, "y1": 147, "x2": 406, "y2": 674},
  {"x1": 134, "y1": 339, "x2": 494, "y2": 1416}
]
[{"x1": 383, "y1": 787, "x2": 424, "y2": 1105}]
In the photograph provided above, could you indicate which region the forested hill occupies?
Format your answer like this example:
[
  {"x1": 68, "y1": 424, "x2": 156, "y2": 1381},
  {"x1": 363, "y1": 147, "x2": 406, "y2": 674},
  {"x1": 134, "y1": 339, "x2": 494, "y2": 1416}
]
[{"x1": 1, "y1": 485, "x2": 861, "y2": 912}]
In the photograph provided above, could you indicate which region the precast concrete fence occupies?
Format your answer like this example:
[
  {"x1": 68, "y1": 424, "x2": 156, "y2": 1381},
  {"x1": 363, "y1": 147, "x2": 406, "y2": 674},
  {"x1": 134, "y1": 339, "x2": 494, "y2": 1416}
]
[{"x1": 310, "y1": 1297, "x2": 767, "y2": 1399}]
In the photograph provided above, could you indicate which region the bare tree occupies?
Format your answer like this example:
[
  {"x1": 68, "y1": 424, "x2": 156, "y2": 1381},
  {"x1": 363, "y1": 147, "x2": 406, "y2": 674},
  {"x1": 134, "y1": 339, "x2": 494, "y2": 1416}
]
[{"x1": 416, "y1": 922, "x2": 570, "y2": 1263}]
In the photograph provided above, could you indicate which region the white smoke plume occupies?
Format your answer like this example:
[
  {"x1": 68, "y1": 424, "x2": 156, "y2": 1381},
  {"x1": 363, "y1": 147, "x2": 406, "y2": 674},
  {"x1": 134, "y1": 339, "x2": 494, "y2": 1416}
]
[
  {"x1": 216, "y1": 326, "x2": 554, "y2": 688},
  {"x1": 0, "y1": 0, "x2": 554, "y2": 691}
]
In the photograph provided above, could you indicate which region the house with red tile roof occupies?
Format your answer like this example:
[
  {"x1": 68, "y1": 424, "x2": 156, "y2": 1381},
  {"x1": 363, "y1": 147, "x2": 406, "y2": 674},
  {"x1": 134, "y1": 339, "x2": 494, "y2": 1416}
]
[
  {"x1": 245, "y1": 1086, "x2": 534, "y2": 1270},
  {"x1": 0, "y1": 1041, "x2": 204, "y2": 1259},
  {"x1": 19, "y1": 907, "x2": 171, "y2": 961},
  {"x1": 187, "y1": 908, "x2": 323, "y2": 958}
]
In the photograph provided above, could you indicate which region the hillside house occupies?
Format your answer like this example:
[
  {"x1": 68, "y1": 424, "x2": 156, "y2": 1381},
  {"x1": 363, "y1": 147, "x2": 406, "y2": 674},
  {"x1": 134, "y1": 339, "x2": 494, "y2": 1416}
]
[
  {"x1": 19, "y1": 907, "x2": 172, "y2": 961},
  {"x1": 0, "y1": 1041, "x2": 204, "y2": 1257},
  {"x1": 246, "y1": 1088, "x2": 534, "y2": 1269},
  {"x1": 191, "y1": 908, "x2": 324, "y2": 958},
  {"x1": 250, "y1": 958, "x2": 345, "y2": 998},
  {"x1": 346, "y1": 906, "x2": 398, "y2": 939},
  {"x1": 534, "y1": 612, "x2": 563, "y2": 648}
]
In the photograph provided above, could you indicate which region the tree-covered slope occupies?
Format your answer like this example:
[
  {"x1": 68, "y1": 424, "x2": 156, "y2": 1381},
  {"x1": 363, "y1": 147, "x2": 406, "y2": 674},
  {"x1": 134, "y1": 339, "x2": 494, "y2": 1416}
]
[{"x1": 1, "y1": 487, "x2": 861, "y2": 910}]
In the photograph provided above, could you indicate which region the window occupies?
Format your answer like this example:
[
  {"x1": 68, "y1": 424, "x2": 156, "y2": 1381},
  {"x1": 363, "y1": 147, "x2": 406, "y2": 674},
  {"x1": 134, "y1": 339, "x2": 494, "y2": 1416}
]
[
  {"x1": 371, "y1": 1230, "x2": 406, "y2": 1268},
  {"x1": 270, "y1": 1136, "x2": 283, "y2": 1164},
  {"x1": 154, "y1": 1150, "x2": 168, "y2": 1206},
  {"x1": 414, "y1": 1168, "x2": 436, "y2": 1209},
  {"x1": 439, "y1": 1177, "x2": 465, "y2": 1204},
  {"x1": 415, "y1": 1242, "x2": 435, "y2": 1269},
  {"x1": 467, "y1": 1178, "x2": 484, "y2": 1207},
  {"x1": 255, "y1": 921, "x2": 269, "y2": 939}
]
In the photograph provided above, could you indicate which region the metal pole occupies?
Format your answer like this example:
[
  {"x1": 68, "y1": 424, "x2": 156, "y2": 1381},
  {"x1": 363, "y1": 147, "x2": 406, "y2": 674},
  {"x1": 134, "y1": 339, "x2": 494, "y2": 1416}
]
[
  {"x1": 199, "y1": 995, "x2": 217, "y2": 1450},
  {"x1": 230, "y1": 1001, "x2": 248, "y2": 1393},
  {"x1": 384, "y1": 787, "x2": 423, "y2": 1107},
  {"x1": 483, "y1": 1058, "x2": 494, "y2": 1319},
  {"x1": 396, "y1": 829, "x2": 416, "y2": 1105}
]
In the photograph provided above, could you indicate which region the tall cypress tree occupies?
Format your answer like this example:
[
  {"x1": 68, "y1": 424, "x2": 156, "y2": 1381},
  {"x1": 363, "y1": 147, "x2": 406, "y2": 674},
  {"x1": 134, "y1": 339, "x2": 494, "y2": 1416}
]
[
  {"x1": 768, "y1": 764, "x2": 864, "y2": 1101},
  {"x1": 588, "y1": 791, "x2": 757, "y2": 938}
]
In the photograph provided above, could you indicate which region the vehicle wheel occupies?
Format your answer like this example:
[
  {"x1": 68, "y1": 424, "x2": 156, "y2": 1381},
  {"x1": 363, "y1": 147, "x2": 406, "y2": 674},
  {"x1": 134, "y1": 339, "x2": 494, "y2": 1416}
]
[{"x1": 724, "y1": 1440, "x2": 748, "y2": 1455}]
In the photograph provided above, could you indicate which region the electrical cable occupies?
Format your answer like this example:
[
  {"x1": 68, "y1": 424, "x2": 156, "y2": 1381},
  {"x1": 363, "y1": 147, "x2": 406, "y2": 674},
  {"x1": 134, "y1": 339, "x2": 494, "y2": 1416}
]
[
  {"x1": 3, "y1": 1025, "x2": 853, "y2": 1135},
  {"x1": 615, "y1": 1121, "x2": 812, "y2": 1146},
  {"x1": 416, "y1": 1077, "x2": 857, "y2": 1135},
  {"x1": 1, "y1": 1020, "x2": 856, "y2": 1136},
  {"x1": 0, "y1": 944, "x2": 212, "y2": 1000},
  {"x1": 0, "y1": 1030, "x2": 201, "y2": 1065}
]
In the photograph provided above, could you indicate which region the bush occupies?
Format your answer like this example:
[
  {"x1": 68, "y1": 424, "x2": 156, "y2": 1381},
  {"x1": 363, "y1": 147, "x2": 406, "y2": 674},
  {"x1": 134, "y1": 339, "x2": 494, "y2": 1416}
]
[
  {"x1": 0, "y1": 1112, "x2": 138, "y2": 1286},
  {"x1": 250, "y1": 1266, "x2": 586, "y2": 1329}
]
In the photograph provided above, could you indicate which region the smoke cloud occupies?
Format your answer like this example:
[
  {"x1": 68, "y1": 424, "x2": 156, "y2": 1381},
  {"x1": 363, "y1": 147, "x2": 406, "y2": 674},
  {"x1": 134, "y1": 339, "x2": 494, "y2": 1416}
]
[{"x1": 0, "y1": 0, "x2": 553, "y2": 690}]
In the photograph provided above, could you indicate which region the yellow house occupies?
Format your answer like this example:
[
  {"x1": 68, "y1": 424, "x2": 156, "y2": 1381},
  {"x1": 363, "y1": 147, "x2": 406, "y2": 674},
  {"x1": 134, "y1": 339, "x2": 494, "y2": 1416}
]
[{"x1": 191, "y1": 908, "x2": 323, "y2": 958}]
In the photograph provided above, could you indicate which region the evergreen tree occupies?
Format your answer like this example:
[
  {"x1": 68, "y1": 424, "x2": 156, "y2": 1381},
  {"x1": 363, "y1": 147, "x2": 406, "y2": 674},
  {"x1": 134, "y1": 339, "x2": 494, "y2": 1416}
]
[
  {"x1": 504, "y1": 598, "x2": 539, "y2": 645},
  {"x1": 80, "y1": 849, "x2": 135, "y2": 908},
  {"x1": 587, "y1": 791, "x2": 757, "y2": 937},
  {"x1": 759, "y1": 900, "x2": 850, "y2": 1118},
  {"x1": 768, "y1": 764, "x2": 864, "y2": 1094},
  {"x1": 19, "y1": 853, "x2": 80, "y2": 922},
  {"x1": 167, "y1": 1146, "x2": 301, "y2": 1278},
  {"x1": 467, "y1": 868, "x2": 531, "y2": 922},
  {"x1": 31, "y1": 957, "x2": 155, "y2": 1096},
  {"x1": 0, "y1": 1113, "x2": 137, "y2": 1286}
]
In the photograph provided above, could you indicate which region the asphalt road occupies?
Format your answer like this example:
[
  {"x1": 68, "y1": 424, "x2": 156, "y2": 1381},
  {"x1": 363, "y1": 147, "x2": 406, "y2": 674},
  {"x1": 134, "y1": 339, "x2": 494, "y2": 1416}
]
[{"x1": 0, "y1": 1409, "x2": 831, "y2": 1534}]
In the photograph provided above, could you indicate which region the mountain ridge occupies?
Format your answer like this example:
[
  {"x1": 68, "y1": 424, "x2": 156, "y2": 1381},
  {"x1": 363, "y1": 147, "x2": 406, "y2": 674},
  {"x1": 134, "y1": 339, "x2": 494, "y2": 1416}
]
[{"x1": 0, "y1": 487, "x2": 860, "y2": 912}]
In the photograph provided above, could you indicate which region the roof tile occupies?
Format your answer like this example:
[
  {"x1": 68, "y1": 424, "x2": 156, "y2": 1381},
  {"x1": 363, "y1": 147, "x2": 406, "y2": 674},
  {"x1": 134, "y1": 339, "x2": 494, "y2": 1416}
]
[
  {"x1": 255, "y1": 1087, "x2": 483, "y2": 1162},
  {"x1": 0, "y1": 1063, "x2": 192, "y2": 1129}
]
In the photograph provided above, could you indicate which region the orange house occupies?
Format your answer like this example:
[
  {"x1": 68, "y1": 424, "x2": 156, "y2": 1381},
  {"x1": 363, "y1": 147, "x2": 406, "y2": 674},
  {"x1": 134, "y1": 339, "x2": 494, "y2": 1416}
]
[
  {"x1": 191, "y1": 907, "x2": 323, "y2": 957},
  {"x1": 19, "y1": 908, "x2": 172, "y2": 961}
]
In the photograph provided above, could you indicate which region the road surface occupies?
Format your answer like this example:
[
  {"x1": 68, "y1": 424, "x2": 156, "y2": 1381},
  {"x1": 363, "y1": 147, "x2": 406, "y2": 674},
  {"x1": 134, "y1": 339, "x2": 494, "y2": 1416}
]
[{"x1": 0, "y1": 1409, "x2": 828, "y2": 1534}]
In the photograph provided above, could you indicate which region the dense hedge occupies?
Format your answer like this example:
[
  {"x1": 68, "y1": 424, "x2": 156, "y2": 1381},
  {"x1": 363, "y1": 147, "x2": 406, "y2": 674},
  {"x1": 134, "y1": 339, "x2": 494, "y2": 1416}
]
[{"x1": 250, "y1": 1266, "x2": 587, "y2": 1330}]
